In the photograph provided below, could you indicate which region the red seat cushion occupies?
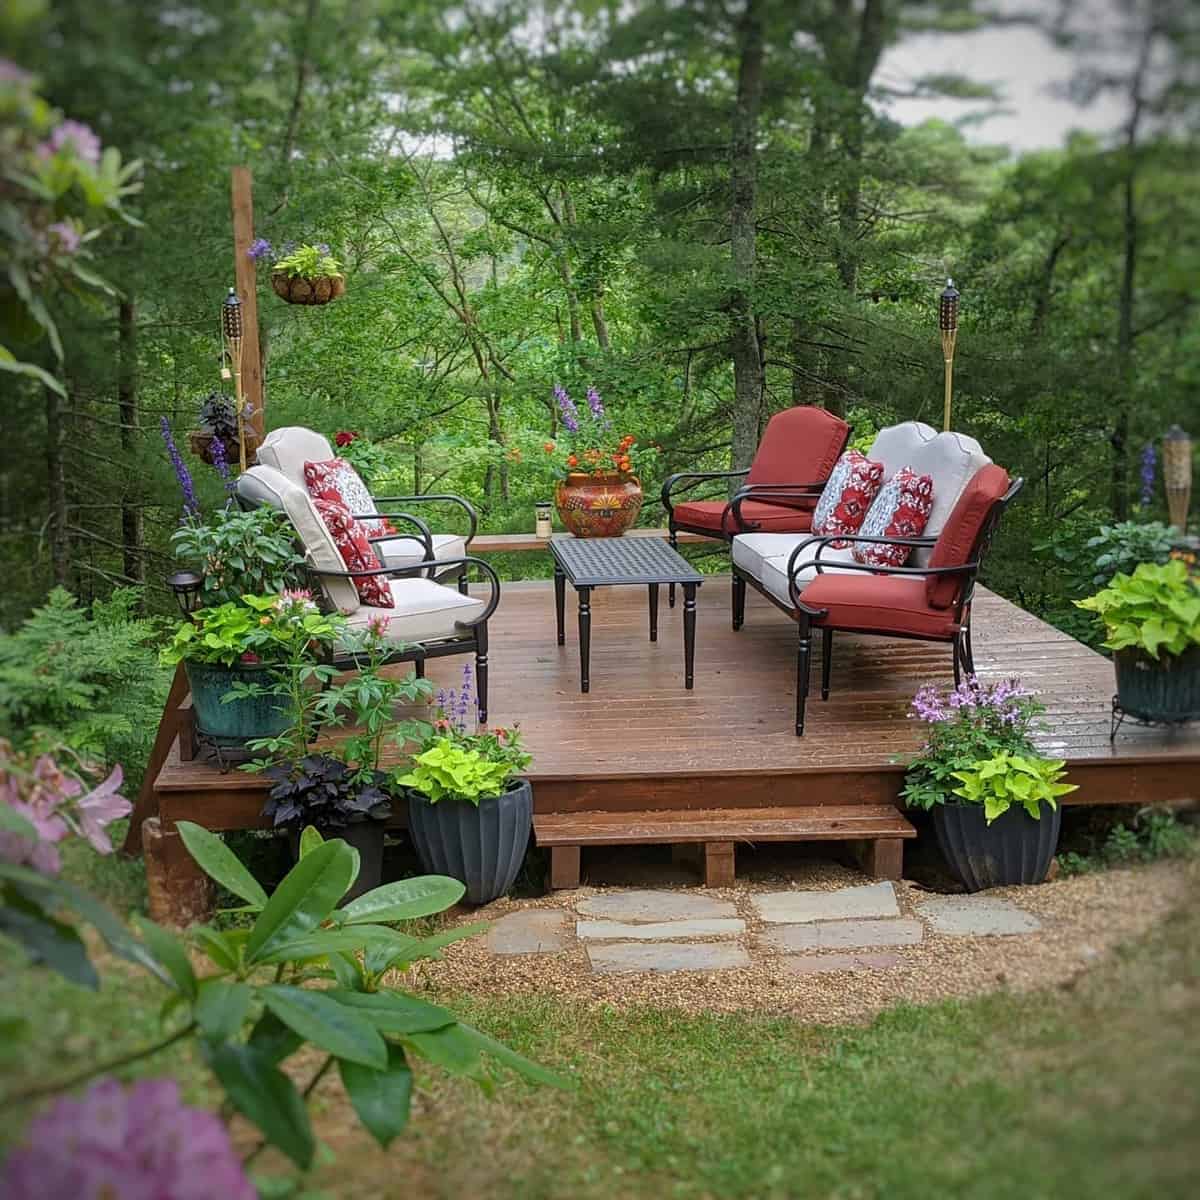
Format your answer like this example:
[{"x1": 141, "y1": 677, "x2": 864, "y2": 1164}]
[
  {"x1": 746, "y1": 406, "x2": 850, "y2": 487},
  {"x1": 673, "y1": 498, "x2": 816, "y2": 536},
  {"x1": 925, "y1": 464, "x2": 1011, "y2": 609},
  {"x1": 800, "y1": 574, "x2": 961, "y2": 640}
]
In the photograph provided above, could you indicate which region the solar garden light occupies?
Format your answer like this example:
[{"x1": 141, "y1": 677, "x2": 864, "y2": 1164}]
[
  {"x1": 939, "y1": 278, "x2": 959, "y2": 432},
  {"x1": 167, "y1": 570, "x2": 204, "y2": 620},
  {"x1": 535, "y1": 501, "x2": 553, "y2": 539},
  {"x1": 221, "y1": 287, "x2": 247, "y2": 471},
  {"x1": 1163, "y1": 425, "x2": 1193, "y2": 533}
]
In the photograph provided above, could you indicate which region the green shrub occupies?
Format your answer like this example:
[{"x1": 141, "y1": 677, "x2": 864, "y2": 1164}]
[
  {"x1": 0, "y1": 588, "x2": 169, "y2": 791},
  {"x1": 1056, "y1": 807, "x2": 1196, "y2": 875}
]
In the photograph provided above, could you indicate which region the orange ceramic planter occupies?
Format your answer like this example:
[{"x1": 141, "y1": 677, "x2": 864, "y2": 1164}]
[{"x1": 555, "y1": 472, "x2": 644, "y2": 538}]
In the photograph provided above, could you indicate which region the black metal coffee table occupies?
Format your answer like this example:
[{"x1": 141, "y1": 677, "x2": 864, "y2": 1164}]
[{"x1": 550, "y1": 535, "x2": 705, "y2": 693}]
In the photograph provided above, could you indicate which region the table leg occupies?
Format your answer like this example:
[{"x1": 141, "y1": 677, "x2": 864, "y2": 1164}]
[
  {"x1": 648, "y1": 582, "x2": 659, "y2": 642},
  {"x1": 578, "y1": 586, "x2": 592, "y2": 693},
  {"x1": 554, "y1": 565, "x2": 566, "y2": 646},
  {"x1": 682, "y1": 582, "x2": 697, "y2": 690}
]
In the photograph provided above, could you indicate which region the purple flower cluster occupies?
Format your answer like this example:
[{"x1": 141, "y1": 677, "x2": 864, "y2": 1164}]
[
  {"x1": 40, "y1": 119, "x2": 102, "y2": 166},
  {"x1": 160, "y1": 417, "x2": 199, "y2": 518},
  {"x1": 554, "y1": 384, "x2": 580, "y2": 433},
  {"x1": 1140, "y1": 442, "x2": 1156, "y2": 508},
  {"x1": 247, "y1": 237, "x2": 273, "y2": 262},
  {"x1": 47, "y1": 220, "x2": 81, "y2": 255},
  {"x1": 910, "y1": 675, "x2": 1035, "y2": 728},
  {"x1": 207, "y1": 432, "x2": 236, "y2": 492},
  {"x1": 2, "y1": 1077, "x2": 255, "y2": 1200}
]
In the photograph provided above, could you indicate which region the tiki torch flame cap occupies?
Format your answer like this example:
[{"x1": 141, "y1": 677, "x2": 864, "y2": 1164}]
[
  {"x1": 939, "y1": 277, "x2": 959, "y2": 332},
  {"x1": 222, "y1": 287, "x2": 243, "y2": 340},
  {"x1": 1165, "y1": 424, "x2": 1191, "y2": 444}
]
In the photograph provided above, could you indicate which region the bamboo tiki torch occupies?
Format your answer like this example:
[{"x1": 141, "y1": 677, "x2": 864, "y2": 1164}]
[
  {"x1": 222, "y1": 288, "x2": 246, "y2": 472},
  {"x1": 939, "y1": 278, "x2": 959, "y2": 432},
  {"x1": 1163, "y1": 425, "x2": 1193, "y2": 533}
]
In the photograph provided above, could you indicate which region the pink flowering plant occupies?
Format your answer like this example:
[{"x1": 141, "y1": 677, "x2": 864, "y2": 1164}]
[
  {"x1": 1, "y1": 61, "x2": 142, "y2": 394},
  {"x1": 901, "y1": 676, "x2": 1049, "y2": 813}
]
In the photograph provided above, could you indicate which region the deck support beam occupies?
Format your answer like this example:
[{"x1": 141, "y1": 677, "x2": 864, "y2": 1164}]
[
  {"x1": 851, "y1": 837, "x2": 904, "y2": 881},
  {"x1": 549, "y1": 845, "x2": 581, "y2": 890},
  {"x1": 703, "y1": 841, "x2": 735, "y2": 887},
  {"x1": 144, "y1": 817, "x2": 214, "y2": 927}
]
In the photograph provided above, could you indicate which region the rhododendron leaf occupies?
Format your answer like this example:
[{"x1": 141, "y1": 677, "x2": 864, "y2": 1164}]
[
  {"x1": 177, "y1": 821, "x2": 268, "y2": 910},
  {"x1": 339, "y1": 1043, "x2": 413, "y2": 1148}
]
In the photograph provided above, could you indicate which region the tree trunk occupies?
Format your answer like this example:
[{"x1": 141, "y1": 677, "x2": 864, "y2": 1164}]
[
  {"x1": 591, "y1": 289, "x2": 611, "y2": 350},
  {"x1": 729, "y1": 0, "x2": 765, "y2": 473},
  {"x1": 46, "y1": 381, "x2": 69, "y2": 587},
  {"x1": 118, "y1": 297, "x2": 144, "y2": 585}
]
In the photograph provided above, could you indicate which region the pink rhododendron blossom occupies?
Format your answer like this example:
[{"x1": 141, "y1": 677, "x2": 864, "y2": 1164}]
[
  {"x1": 48, "y1": 220, "x2": 81, "y2": 254},
  {"x1": 2, "y1": 1077, "x2": 255, "y2": 1200},
  {"x1": 75, "y1": 765, "x2": 131, "y2": 854},
  {"x1": 40, "y1": 119, "x2": 102, "y2": 166}
]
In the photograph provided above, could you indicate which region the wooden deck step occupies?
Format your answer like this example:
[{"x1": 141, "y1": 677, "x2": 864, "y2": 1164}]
[{"x1": 534, "y1": 805, "x2": 916, "y2": 889}]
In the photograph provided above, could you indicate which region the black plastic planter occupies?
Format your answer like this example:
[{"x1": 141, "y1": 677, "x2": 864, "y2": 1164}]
[
  {"x1": 406, "y1": 780, "x2": 532, "y2": 905},
  {"x1": 932, "y1": 800, "x2": 1062, "y2": 892},
  {"x1": 287, "y1": 821, "x2": 385, "y2": 904},
  {"x1": 1114, "y1": 645, "x2": 1200, "y2": 723}
]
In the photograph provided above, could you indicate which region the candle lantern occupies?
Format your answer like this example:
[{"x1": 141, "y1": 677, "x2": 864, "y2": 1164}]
[
  {"x1": 1162, "y1": 425, "x2": 1193, "y2": 533},
  {"x1": 535, "y1": 501, "x2": 553, "y2": 539},
  {"x1": 167, "y1": 570, "x2": 205, "y2": 619},
  {"x1": 939, "y1": 278, "x2": 959, "y2": 432},
  {"x1": 222, "y1": 287, "x2": 248, "y2": 471}
]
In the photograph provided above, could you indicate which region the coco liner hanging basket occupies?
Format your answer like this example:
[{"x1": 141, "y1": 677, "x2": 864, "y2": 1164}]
[{"x1": 271, "y1": 272, "x2": 345, "y2": 306}]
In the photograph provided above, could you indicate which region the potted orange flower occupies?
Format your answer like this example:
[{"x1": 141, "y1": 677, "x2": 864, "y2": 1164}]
[{"x1": 547, "y1": 385, "x2": 657, "y2": 537}]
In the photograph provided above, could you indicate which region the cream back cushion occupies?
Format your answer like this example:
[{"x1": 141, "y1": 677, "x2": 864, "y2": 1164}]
[
  {"x1": 236, "y1": 465, "x2": 360, "y2": 614},
  {"x1": 867, "y1": 421, "x2": 938, "y2": 479},
  {"x1": 257, "y1": 427, "x2": 336, "y2": 487},
  {"x1": 905, "y1": 433, "x2": 992, "y2": 566}
]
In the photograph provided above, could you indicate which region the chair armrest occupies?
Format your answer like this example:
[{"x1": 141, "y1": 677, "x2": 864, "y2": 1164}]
[
  {"x1": 370, "y1": 493, "x2": 479, "y2": 546},
  {"x1": 660, "y1": 468, "x2": 749, "y2": 516},
  {"x1": 354, "y1": 511, "x2": 434, "y2": 563},
  {"x1": 727, "y1": 481, "x2": 827, "y2": 530},
  {"x1": 311, "y1": 555, "x2": 501, "y2": 627}
]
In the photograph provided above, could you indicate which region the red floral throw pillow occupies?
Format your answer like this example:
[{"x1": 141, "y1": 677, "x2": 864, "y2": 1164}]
[
  {"x1": 811, "y1": 450, "x2": 885, "y2": 548},
  {"x1": 313, "y1": 498, "x2": 393, "y2": 608},
  {"x1": 304, "y1": 459, "x2": 395, "y2": 540},
  {"x1": 852, "y1": 467, "x2": 935, "y2": 567}
]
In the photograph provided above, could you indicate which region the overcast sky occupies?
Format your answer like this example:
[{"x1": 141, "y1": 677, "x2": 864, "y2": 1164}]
[{"x1": 879, "y1": 22, "x2": 1129, "y2": 153}]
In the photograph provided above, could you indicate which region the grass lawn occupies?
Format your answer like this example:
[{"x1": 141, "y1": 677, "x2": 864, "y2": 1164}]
[{"x1": 1, "y1": 861, "x2": 1197, "y2": 1199}]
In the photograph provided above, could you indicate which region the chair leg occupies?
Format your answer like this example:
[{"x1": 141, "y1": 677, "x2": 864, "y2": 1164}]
[
  {"x1": 474, "y1": 622, "x2": 489, "y2": 725},
  {"x1": 732, "y1": 573, "x2": 746, "y2": 631},
  {"x1": 821, "y1": 627, "x2": 833, "y2": 701},
  {"x1": 457, "y1": 568, "x2": 469, "y2": 596},
  {"x1": 961, "y1": 626, "x2": 976, "y2": 676},
  {"x1": 668, "y1": 528, "x2": 677, "y2": 608},
  {"x1": 952, "y1": 636, "x2": 962, "y2": 686},
  {"x1": 795, "y1": 616, "x2": 812, "y2": 736}
]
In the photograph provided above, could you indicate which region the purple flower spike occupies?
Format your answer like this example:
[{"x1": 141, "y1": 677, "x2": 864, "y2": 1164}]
[
  {"x1": 554, "y1": 384, "x2": 579, "y2": 433},
  {"x1": 1140, "y1": 443, "x2": 1156, "y2": 508},
  {"x1": 247, "y1": 237, "x2": 273, "y2": 262},
  {"x1": 160, "y1": 416, "x2": 199, "y2": 518},
  {"x1": 208, "y1": 431, "x2": 234, "y2": 489}
]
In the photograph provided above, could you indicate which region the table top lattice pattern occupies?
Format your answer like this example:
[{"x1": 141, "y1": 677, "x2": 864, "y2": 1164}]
[{"x1": 550, "y1": 534, "x2": 706, "y2": 586}]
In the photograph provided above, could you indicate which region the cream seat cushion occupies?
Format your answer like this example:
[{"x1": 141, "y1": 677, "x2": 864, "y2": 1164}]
[
  {"x1": 236, "y1": 465, "x2": 360, "y2": 615},
  {"x1": 759, "y1": 547, "x2": 860, "y2": 605},
  {"x1": 256, "y1": 426, "x2": 335, "y2": 487},
  {"x1": 378, "y1": 532, "x2": 467, "y2": 570},
  {"x1": 342, "y1": 578, "x2": 485, "y2": 646},
  {"x1": 732, "y1": 532, "x2": 859, "y2": 593}
]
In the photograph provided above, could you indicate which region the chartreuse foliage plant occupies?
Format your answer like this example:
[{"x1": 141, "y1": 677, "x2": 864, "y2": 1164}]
[
  {"x1": 394, "y1": 738, "x2": 514, "y2": 805},
  {"x1": 1076, "y1": 559, "x2": 1200, "y2": 658},
  {"x1": 0, "y1": 820, "x2": 567, "y2": 1190},
  {"x1": 951, "y1": 751, "x2": 1077, "y2": 823},
  {"x1": 272, "y1": 244, "x2": 342, "y2": 280}
]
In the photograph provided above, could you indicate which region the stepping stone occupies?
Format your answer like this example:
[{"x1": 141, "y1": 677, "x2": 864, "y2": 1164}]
[
  {"x1": 751, "y1": 882, "x2": 900, "y2": 924},
  {"x1": 576, "y1": 918, "x2": 745, "y2": 941},
  {"x1": 917, "y1": 895, "x2": 1042, "y2": 937},
  {"x1": 781, "y1": 952, "x2": 902, "y2": 974},
  {"x1": 587, "y1": 941, "x2": 750, "y2": 974},
  {"x1": 575, "y1": 889, "x2": 737, "y2": 923},
  {"x1": 487, "y1": 910, "x2": 571, "y2": 955},
  {"x1": 761, "y1": 918, "x2": 923, "y2": 952}
]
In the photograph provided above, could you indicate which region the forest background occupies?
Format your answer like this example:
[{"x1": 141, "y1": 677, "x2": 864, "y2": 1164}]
[{"x1": 2, "y1": 0, "x2": 1199, "y2": 785}]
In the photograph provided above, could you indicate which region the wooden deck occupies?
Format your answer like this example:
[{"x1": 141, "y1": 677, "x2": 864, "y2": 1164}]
[{"x1": 155, "y1": 578, "x2": 1200, "y2": 816}]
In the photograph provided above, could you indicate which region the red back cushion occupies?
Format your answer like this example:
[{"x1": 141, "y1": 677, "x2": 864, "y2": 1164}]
[
  {"x1": 313, "y1": 499, "x2": 393, "y2": 608},
  {"x1": 925, "y1": 465, "x2": 1010, "y2": 609},
  {"x1": 746, "y1": 406, "x2": 850, "y2": 487}
]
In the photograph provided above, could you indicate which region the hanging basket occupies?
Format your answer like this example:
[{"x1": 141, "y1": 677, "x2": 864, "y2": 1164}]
[
  {"x1": 188, "y1": 429, "x2": 260, "y2": 466},
  {"x1": 271, "y1": 272, "x2": 345, "y2": 306}
]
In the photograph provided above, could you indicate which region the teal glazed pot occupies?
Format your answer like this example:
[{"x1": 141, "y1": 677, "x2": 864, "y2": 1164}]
[{"x1": 184, "y1": 661, "x2": 290, "y2": 745}]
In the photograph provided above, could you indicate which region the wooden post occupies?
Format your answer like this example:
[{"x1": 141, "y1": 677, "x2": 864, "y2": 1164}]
[{"x1": 231, "y1": 166, "x2": 264, "y2": 438}]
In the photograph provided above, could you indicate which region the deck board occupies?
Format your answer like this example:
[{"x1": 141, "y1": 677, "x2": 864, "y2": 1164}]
[{"x1": 156, "y1": 578, "x2": 1200, "y2": 812}]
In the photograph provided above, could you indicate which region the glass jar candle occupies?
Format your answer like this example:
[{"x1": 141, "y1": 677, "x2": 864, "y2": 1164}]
[{"x1": 535, "y1": 501, "x2": 553, "y2": 538}]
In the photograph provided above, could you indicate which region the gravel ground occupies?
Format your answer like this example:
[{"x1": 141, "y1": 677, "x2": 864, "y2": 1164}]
[{"x1": 417, "y1": 858, "x2": 1198, "y2": 1024}]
